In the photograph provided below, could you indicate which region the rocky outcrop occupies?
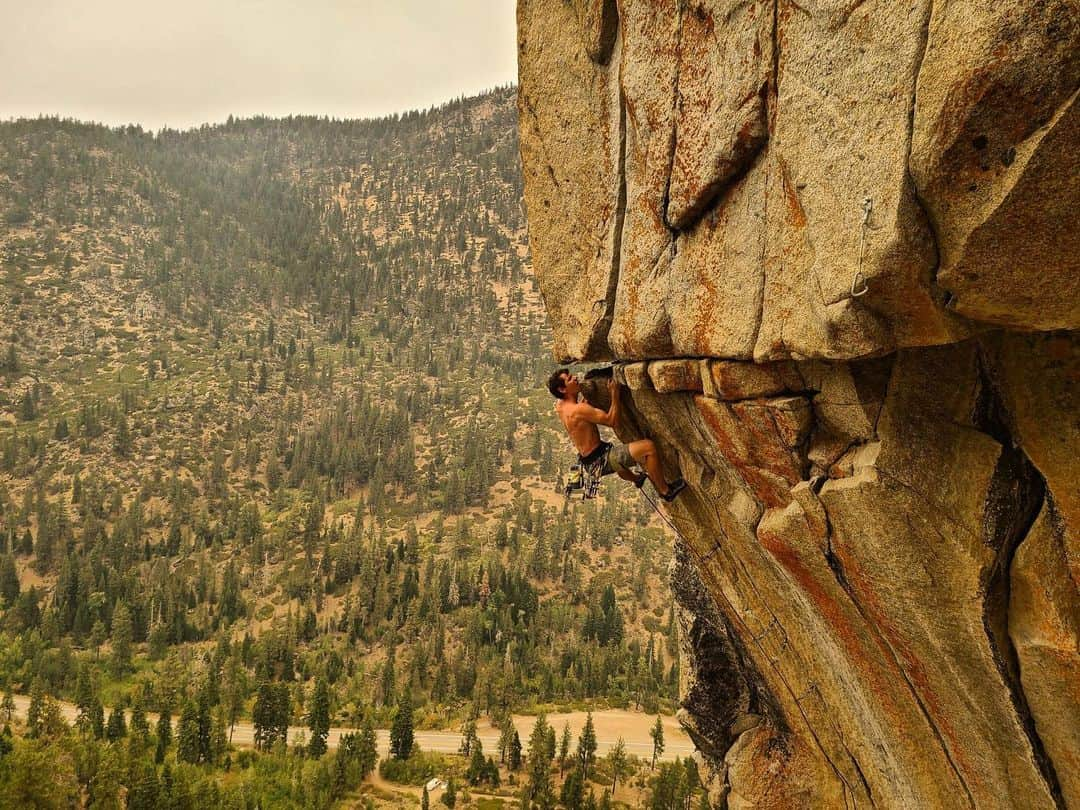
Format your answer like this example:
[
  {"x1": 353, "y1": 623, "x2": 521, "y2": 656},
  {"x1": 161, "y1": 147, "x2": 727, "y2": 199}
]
[{"x1": 519, "y1": 1, "x2": 1079, "y2": 806}]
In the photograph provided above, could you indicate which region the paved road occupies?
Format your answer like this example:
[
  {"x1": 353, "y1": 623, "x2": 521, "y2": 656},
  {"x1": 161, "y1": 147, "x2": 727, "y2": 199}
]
[{"x1": 11, "y1": 695, "x2": 695, "y2": 761}]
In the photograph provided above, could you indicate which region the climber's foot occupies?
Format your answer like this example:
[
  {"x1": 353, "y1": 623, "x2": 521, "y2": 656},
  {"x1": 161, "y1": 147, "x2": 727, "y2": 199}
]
[
  {"x1": 633, "y1": 472, "x2": 648, "y2": 489},
  {"x1": 661, "y1": 478, "x2": 687, "y2": 502}
]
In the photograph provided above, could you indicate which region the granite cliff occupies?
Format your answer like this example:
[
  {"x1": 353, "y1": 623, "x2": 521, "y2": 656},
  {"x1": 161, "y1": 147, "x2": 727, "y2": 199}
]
[{"x1": 517, "y1": 1, "x2": 1079, "y2": 806}]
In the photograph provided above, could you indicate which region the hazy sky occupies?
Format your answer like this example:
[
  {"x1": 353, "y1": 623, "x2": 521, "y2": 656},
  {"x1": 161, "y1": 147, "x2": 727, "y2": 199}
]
[{"x1": 1, "y1": 0, "x2": 518, "y2": 130}]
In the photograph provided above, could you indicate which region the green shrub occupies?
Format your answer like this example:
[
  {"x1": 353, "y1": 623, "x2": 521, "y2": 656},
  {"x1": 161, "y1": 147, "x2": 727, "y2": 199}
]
[
  {"x1": 378, "y1": 750, "x2": 456, "y2": 786},
  {"x1": 4, "y1": 207, "x2": 30, "y2": 226}
]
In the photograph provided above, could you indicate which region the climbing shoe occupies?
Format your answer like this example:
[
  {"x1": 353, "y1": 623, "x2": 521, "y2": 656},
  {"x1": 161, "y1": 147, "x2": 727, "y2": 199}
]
[
  {"x1": 633, "y1": 472, "x2": 648, "y2": 489},
  {"x1": 661, "y1": 478, "x2": 687, "y2": 502}
]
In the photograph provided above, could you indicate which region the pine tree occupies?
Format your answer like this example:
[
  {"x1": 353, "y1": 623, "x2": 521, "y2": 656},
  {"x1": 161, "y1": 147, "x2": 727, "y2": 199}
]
[
  {"x1": 0, "y1": 556, "x2": 18, "y2": 606},
  {"x1": 441, "y1": 779, "x2": 457, "y2": 808},
  {"x1": 266, "y1": 452, "x2": 282, "y2": 491},
  {"x1": 18, "y1": 390, "x2": 35, "y2": 422},
  {"x1": 509, "y1": 730, "x2": 523, "y2": 771},
  {"x1": 177, "y1": 701, "x2": 201, "y2": 763},
  {"x1": 331, "y1": 741, "x2": 351, "y2": 799},
  {"x1": 578, "y1": 711, "x2": 598, "y2": 780},
  {"x1": 196, "y1": 692, "x2": 212, "y2": 763},
  {"x1": 358, "y1": 715, "x2": 378, "y2": 776},
  {"x1": 307, "y1": 677, "x2": 331, "y2": 758},
  {"x1": 380, "y1": 648, "x2": 397, "y2": 706},
  {"x1": 648, "y1": 760, "x2": 689, "y2": 810},
  {"x1": 274, "y1": 683, "x2": 292, "y2": 746},
  {"x1": 127, "y1": 763, "x2": 161, "y2": 810},
  {"x1": 130, "y1": 691, "x2": 150, "y2": 740},
  {"x1": 685, "y1": 756, "x2": 701, "y2": 798},
  {"x1": 560, "y1": 768, "x2": 585, "y2": 809},
  {"x1": 110, "y1": 601, "x2": 134, "y2": 676},
  {"x1": 389, "y1": 689, "x2": 414, "y2": 759},
  {"x1": 253, "y1": 682, "x2": 279, "y2": 751},
  {"x1": 558, "y1": 721, "x2": 572, "y2": 773},
  {"x1": 497, "y1": 713, "x2": 515, "y2": 764},
  {"x1": 525, "y1": 714, "x2": 555, "y2": 808},
  {"x1": 220, "y1": 560, "x2": 242, "y2": 623},
  {"x1": 466, "y1": 744, "x2": 486, "y2": 785},
  {"x1": 608, "y1": 737, "x2": 629, "y2": 793},
  {"x1": 25, "y1": 679, "x2": 45, "y2": 738},
  {"x1": 155, "y1": 707, "x2": 172, "y2": 763},
  {"x1": 106, "y1": 705, "x2": 127, "y2": 740},
  {"x1": 459, "y1": 716, "x2": 478, "y2": 756},
  {"x1": 114, "y1": 414, "x2": 132, "y2": 457},
  {"x1": 90, "y1": 698, "x2": 105, "y2": 739},
  {"x1": 210, "y1": 706, "x2": 228, "y2": 764},
  {"x1": 75, "y1": 666, "x2": 96, "y2": 734},
  {"x1": 650, "y1": 715, "x2": 665, "y2": 770}
]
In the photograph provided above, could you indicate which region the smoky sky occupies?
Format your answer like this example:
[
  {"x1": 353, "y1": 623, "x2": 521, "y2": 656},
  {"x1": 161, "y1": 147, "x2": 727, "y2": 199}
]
[{"x1": 1, "y1": 0, "x2": 518, "y2": 130}]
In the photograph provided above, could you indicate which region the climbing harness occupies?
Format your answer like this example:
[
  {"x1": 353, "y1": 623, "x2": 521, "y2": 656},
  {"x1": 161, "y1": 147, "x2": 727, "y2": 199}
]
[
  {"x1": 562, "y1": 462, "x2": 590, "y2": 499},
  {"x1": 562, "y1": 455, "x2": 604, "y2": 500},
  {"x1": 850, "y1": 196, "x2": 873, "y2": 298}
]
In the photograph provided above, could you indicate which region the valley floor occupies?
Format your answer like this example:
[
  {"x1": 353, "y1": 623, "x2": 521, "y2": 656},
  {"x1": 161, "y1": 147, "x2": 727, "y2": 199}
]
[{"x1": 8, "y1": 693, "x2": 691, "y2": 760}]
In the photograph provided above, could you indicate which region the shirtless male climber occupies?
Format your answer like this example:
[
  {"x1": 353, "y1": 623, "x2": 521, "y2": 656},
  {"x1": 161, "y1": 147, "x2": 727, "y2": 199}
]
[{"x1": 548, "y1": 369, "x2": 686, "y2": 501}]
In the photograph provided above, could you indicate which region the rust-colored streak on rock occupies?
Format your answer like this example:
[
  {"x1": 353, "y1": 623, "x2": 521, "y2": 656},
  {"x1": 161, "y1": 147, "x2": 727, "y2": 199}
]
[
  {"x1": 833, "y1": 537, "x2": 980, "y2": 794},
  {"x1": 757, "y1": 521, "x2": 905, "y2": 719},
  {"x1": 780, "y1": 161, "x2": 806, "y2": 229},
  {"x1": 666, "y1": 0, "x2": 770, "y2": 232},
  {"x1": 707, "y1": 359, "x2": 803, "y2": 400},
  {"x1": 759, "y1": 525, "x2": 864, "y2": 669},
  {"x1": 649, "y1": 359, "x2": 704, "y2": 393},
  {"x1": 696, "y1": 395, "x2": 796, "y2": 508}
]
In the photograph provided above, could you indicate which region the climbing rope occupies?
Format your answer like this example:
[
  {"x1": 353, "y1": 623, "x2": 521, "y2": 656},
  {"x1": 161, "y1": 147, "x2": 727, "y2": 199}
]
[
  {"x1": 636, "y1": 482, "x2": 687, "y2": 541},
  {"x1": 564, "y1": 457, "x2": 689, "y2": 541}
]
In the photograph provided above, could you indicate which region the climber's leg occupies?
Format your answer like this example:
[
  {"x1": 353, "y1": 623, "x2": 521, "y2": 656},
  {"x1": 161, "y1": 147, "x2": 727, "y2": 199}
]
[{"x1": 627, "y1": 439, "x2": 670, "y2": 496}]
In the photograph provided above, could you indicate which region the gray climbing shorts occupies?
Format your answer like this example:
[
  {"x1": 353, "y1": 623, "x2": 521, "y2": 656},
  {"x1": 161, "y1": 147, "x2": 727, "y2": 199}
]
[
  {"x1": 602, "y1": 442, "x2": 636, "y2": 476},
  {"x1": 580, "y1": 441, "x2": 636, "y2": 477}
]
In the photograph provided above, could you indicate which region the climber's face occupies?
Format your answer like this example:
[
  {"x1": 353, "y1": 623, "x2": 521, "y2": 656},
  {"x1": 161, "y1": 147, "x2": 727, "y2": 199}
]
[{"x1": 560, "y1": 372, "x2": 581, "y2": 398}]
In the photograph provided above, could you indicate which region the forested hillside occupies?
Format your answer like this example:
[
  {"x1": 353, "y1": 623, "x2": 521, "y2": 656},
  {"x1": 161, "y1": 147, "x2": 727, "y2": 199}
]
[{"x1": 0, "y1": 89, "x2": 682, "y2": 806}]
